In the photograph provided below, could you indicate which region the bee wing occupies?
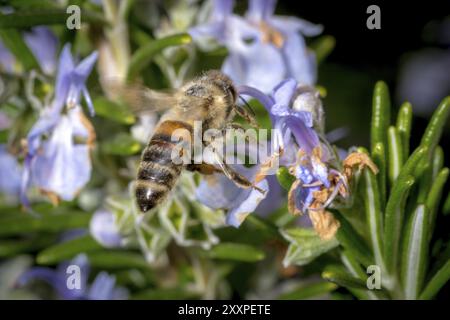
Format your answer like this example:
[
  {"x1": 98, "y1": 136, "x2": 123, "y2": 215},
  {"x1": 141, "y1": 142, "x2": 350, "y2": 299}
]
[{"x1": 104, "y1": 79, "x2": 179, "y2": 115}]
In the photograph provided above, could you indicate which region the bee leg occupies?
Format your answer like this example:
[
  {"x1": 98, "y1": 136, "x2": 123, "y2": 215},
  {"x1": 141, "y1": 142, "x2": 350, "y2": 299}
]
[
  {"x1": 186, "y1": 163, "x2": 222, "y2": 175},
  {"x1": 234, "y1": 106, "x2": 260, "y2": 129},
  {"x1": 213, "y1": 152, "x2": 265, "y2": 194},
  {"x1": 222, "y1": 123, "x2": 253, "y2": 143},
  {"x1": 223, "y1": 123, "x2": 246, "y2": 131}
]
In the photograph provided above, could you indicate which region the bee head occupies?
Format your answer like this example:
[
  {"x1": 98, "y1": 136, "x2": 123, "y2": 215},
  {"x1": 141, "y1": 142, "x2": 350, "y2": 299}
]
[{"x1": 202, "y1": 70, "x2": 237, "y2": 102}]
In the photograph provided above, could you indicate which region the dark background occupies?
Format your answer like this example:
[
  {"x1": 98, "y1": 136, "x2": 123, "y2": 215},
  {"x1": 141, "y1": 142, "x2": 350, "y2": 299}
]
[
  {"x1": 280, "y1": 0, "x2": 450, "y2": 299},
  {"x1": 277, "y1": 0, "x2": 450, "y2": 148}
]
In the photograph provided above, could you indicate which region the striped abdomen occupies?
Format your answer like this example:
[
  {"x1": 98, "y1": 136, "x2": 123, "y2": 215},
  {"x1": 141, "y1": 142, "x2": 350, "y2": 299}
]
[{"x1": 135, "y1": 120, "x2": 192, "y2": 212}]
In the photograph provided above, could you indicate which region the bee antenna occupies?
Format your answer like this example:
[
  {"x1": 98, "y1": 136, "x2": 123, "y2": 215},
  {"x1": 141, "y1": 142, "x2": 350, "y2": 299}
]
[{"x1": 238, "y1": 95, "x2": 256, "y2": 116}]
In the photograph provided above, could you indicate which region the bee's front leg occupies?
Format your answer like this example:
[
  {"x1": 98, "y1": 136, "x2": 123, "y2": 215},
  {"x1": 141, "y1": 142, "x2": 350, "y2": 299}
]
[
  {"x1": 211, "y1": 151, "x2": 265, "y2": 194},
  {"x1": 234, "y1": 105, "x2": 260, "y2": 128},
  {"x1": 186, "y1": 163, "x2": 221, "y2": 175}
]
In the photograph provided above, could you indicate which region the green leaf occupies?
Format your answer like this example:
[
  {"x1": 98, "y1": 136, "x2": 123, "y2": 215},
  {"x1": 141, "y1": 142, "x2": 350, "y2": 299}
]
[
  {"x1": 426, "y1": 168, "x2": 449, "y2": 237},
  {"x1": 362, "y1": 167, "x2": 385, "y2": 269},
  {"x1": 276, "y1": 167, "x2": 295, "y2": 191},
  {"x1": 281, "y1": 228, "x2": 338, "y2": 266},
  {"x1": 419, "y1": 259, "x2": 450, "y2": 300},
  {"x1": 0, "y1": 236, "x2": 54, "y2": 258},
  {"x1": 383, "y1": 175, "x2": 415, "y2": 274},
  {"x1": 419, "y1": 97, "x2": 450, "y2": 157},
  {"x1": 36, "y1": 235, "x2": 102, "y2": 265},
  {"x1": 207, "y1": 243, "x2": 265, "y2": 262},
  {"x1": 310, "y1": 35, "x2": 335, "y2": 64},
  {"x1": 86, "y1": 251, "x2": 150, "y2": 269},
  {"x1": 387, "y1": 126, "x2": 403, "y2": 185},
  {"x1": 431, "y1": 146, "x2": 444, "y2": 179},
  {"x1": 0, "y1": 212, "x2": 91, "y2": 236},
  {"x1": 371, "y1": 81, "x2": 391, "y2": 156},
  {"x1": 277, "y1": 281, "x2": 338, "y2": 300},
  {"x1": 245, "y1": 214, "x2": 284, "y2": 242},
  {"x1": 102, "y1": 133, "x2": 141, "y2": 156},
  {"x1": 127, "y1": 33, "x2": 192, "y2": 81},
  {"x1": 396, "y1": 102, "x2": 413, "y2": 160},
  {"x1": 401, "y1": 204, "x2": 429, "y2": 300},
  {"x1": 94, "y1": 97, "x2": 136, "y2": 124},
  {"x1": 340, "y1": 250, "x2": 384, "y2": 300},
  {"x1": 332, "y1": 210, "x2": 373, "y2": 267},
  {"x1": 7, "y1": 0, "x2": 60, "y2": 10},
  {"x1": 322, "y1": 265, "x2": 368, "y2": 290},
  {"x1": 0, "y1": 29, "x2": 39, "y2": 71},
  {"x1": 444, "y1": 192, "x2": 450, "y2": 216},
  {"x1": 371, "y1": 143, "x2": 386, "y2": 206},
  {"x1": 0, "y1": 8, "x2": 108, "y2": 28}
]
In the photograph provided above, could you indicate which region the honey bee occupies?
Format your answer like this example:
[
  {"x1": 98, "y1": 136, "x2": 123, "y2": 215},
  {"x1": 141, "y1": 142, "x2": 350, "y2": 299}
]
[{"x1": 120, "y1": 70, "x2": 262, "y2": 213}]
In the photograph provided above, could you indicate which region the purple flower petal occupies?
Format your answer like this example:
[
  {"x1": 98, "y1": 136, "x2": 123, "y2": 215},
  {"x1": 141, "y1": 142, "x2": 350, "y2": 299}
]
[
  {"x1": 272, "y1": 77, "x2": 297, "y2": 106},
  {"x1": 246, "y1": 0, "x2": 276, "y2": 22},
  {"x1": 196, "y1": 165, "x2": 268, "y2": 227},
  {"x1": 223, "y1": 42, "x2": 285, "y2": 93},
  {"x1": 89, "y1": 209, "x2": 124, "y2": 248},
  {"x1": 294, "y1": 165, "x2": 314, "y2": 184},
  {"x1": 282, "y1": 34, "x2": 316, "y2": 85},
  {"x1": 30, "y1": 115, "x2": 92, "y2": 201},
  {"x1": 212, "y1": 0, "x2": 235, "y2": 20},
  {"x1": 0, "y1": 40, "x2": 17, "y2": 73},
  {"x1": 271, "y1": 16, "x2": 323, "y2": 36},
  {"x1": 0, "y1": 145, "x2": 22, "y2": 196},
  {"x1": 86, "y1": 272, "x2": 117, "y2": 300},
  {"x1": 286, "y1": 115, "x2": 319, "y2": 154},
  {"x1": 226, "y1": 177, "x2": 268, "y2": 227},
  {"x1": 24, "y1": 27, "x2": 58, "y2": 75},
  {"x1": 237, "y1": 85, "x2": 274, "y2": 113}
]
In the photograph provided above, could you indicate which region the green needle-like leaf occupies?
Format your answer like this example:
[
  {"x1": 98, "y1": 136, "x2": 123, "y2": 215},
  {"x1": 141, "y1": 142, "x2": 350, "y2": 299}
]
[
  {"x1": 362, "y1": 168, "x2": 385, "y2": 270},
  {"x1": 0, "y1": 212, "x2": 91, "y2": 236},
  {"x1": 86, "y1": 251, "x2": 150, "y2": 269},
  {"x1": 0, "y1": 9, "x2": 108, "y2": 28},
  {"x1": 281, "y1": 228, "x2": 338, "y2": 266},
  {"x1": 127, "y1": 33, "x2": 192, "y2": 81},
  {"x1": 0, "y1": 29, "x2": 39, "y2": 71},
  {"x1": 383, "y1": 175, "x2": 415, "y2": 274},
  {"x1": 396, "y1": 102, "x2": 413, "y2": 161},
  {"x1": 419, "y1": 259, "x2": 450, "y2": 300},
  {"x1": 332, "y1": 210, "x2": 373, "y2": 267},
  {"x1": 207, "y1": 243, "x2": 265, "y2": 262},
  {"x1": 322, "y1": 265, "x2": 368, "y2": 290},
  {"x1": 277, "y1": 281, "x2": 338, "y2": 300},
  {"x1": 444, "y1": 192, "x2": 450, "y2": 216},
  {"x1": 245, "y1": 215, "x2": 284, "y2": 241},
  {"x1": 426, "y1": 168, "x2": 449, "y2": 236},
  {"x1": 383, "y1": 146, "x2": 427, "y2": 274},
  {"x1": 396, "y1": 146, "x2": 428, "y2": 180},
  {"x1": 36, "y1": 235, "x2": 102, "y2": 265},
  {"x1": 431, "y1": 146, "x2": 444, "y2": 179},
  {"x1": 387, "y1": 126, "x2": 403, "y2": 185},
  {"x1": 340, "y1": 250, "x2": 385, "y2": 300},
  {"x1": 94, "y1": 97, "x2": 136, "y2": 124},
  {"x1": 420, "y1": 97, "x2": 450, "y2": 157},
  {"x1": 0, "y1": 236, "x2": 54, "y2": 258},
  {"x1": 276, "y1": 167, "x2": 295, "y2": 191},
  {"x1": 371, "y1": 81, "x2": 391, "y2": 155},
  {"x1": 102, "y1": 133, "x2": 141, "y2": 156},
  {"x1": 372, "y1": 143, "x2": 386, "y2": 205},
  {"x1": 401, "y1": 204, "x2": 429, "y2": 300},
  {"x1": 310, "y1": 35, "x2": 335, "y2": 64}
]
